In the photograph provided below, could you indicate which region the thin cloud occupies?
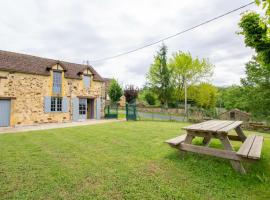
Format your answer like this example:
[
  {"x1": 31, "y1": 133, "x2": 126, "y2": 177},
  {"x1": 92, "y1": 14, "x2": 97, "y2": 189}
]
[{"x1": 0, "y1": 0, "x2": 259, "y2": 87}]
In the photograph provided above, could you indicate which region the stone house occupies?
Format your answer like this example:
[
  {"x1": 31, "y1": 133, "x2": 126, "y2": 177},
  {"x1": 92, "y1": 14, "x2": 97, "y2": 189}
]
[
  {"x1": 219, "y1": 108, "x2": 251, "y2": 122},
  {"x1": 0, "y1": 50, "x2": 105, "y2": 127}
]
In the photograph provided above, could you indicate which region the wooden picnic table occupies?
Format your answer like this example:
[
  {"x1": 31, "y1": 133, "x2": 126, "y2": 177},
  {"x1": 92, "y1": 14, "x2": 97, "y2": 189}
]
[{"x1": 166, "y1": 120, "x2": 264, "y2": 174}]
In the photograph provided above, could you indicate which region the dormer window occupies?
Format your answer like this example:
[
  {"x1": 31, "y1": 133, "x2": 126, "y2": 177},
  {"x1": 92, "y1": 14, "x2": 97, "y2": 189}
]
[
  {"x1": 83, "y1": 75, "x2": 91, "y2": 89},
  {"x1": 53, "y1": 71, "x2": 62, "y2": 94}
]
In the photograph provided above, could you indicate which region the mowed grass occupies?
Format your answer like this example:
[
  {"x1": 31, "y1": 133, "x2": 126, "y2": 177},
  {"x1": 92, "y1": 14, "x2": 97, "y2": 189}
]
[{"x1": 0, "y1": 121, "x2": 270, "y2": 200}]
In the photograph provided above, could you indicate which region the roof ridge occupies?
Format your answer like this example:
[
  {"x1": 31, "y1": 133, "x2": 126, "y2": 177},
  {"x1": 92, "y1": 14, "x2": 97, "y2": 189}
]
[
  {"x1": 0, "y1": 49, "x2": 104, "y2": 81},
  {"x1": 0, "y1": 49, "x2": 90, "y2": 67}
]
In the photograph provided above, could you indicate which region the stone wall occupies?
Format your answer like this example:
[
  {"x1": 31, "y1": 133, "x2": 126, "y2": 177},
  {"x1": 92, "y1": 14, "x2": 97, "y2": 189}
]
[
  {"x1": 0, "y1": 70, "x2": 105, "y2": 126},
  {"x1": 136, "y1": 107, "x2": 186, "y2": 114}
]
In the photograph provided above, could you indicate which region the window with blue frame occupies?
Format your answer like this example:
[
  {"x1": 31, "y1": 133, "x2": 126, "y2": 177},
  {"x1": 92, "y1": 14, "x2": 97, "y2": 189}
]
[
  {"x1": 83, "y1": 75, "x2": 91, "y2": 88},
  {"x1": 53, "y1": 71, "x2": 62, "y2": 94}
]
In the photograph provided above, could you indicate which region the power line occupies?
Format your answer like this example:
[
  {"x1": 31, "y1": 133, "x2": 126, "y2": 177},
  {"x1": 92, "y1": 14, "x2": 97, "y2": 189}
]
[{"x1": 90, "y1": 1, "x2": 255, "y2": 62}]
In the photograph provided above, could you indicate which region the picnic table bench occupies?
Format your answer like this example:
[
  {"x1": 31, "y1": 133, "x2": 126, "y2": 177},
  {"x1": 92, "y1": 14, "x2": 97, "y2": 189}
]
[{"x1": 166, "y1": 120, "x2": 264, "y2": 174}]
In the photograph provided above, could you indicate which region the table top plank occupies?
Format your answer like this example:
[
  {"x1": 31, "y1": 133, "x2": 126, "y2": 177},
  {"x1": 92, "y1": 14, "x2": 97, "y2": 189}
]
[
  {"x1": 196, "y1": 120, "x2": 226, "y2": 130},
  {"x1": 183, "y1": 120, "x2": 219, "y2": 130},
  {"x1": 217, "y1": 121, "x2": 243, "y2": 133},
  {"x1": 182, "y1": 120, "x2": 215, "y2": 130},
  {"x1": 207, "y1": 121, "x2": 236, "y2": 132},
  {"x1": 183, "y1": 120, "x2": 243, "y2": 133}
]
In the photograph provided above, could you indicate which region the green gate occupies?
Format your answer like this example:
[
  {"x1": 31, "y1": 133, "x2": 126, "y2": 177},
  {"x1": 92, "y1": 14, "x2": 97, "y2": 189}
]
[
  {"x1": 126, "y1": 103, "x2": 137, "y2": 121},
  {"x1": 104, "y1": 104, "x2": 118, "y2": 119}
]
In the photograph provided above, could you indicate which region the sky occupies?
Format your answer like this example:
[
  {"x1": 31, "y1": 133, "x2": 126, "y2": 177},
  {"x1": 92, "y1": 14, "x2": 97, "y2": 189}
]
[{"x1": 0, "y1": 0, "x2": 260, "y2": 87}]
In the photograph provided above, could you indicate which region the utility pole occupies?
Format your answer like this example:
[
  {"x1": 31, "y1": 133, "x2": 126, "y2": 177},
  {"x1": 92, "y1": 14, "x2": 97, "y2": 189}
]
[{"x1": 184, "y1": 75, "x2": 188, "y2": 121}]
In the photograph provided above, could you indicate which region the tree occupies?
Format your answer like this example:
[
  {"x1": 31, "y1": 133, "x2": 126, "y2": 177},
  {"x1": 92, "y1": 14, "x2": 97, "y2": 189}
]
[
  {"x1": 238, "y1": 3, "x2": 270, "y2": 120},
  {"x1": 124, "y1": 85, "x2": 139, "y2": 104},
  {"x1": 256, "y1": 0, "x2": 270, "y2": 26},
  {"x1": 168, "y1": 51, "x2": 213, "y2": 102},
  {"x1": 239, "y1": 12, "x2": 270, "y2": 67},
  {"x1": 146, "y1": 43, "x2": 172, "y2": 107},
  {"x1": 241, "y1": 59, "x2": 270, "y2": 119},
  {"x1": 108, "y1": 79, "x2": 123, "y2": 104},
  {"x1": 144, "y1": 91, "x2": 156, "y2": 105},
  {"x1": 188, "y1": 83, "x2": 218, "y2": 109},
  {"x1": 219, "y1": 85, "x2": 249, "y2": 111}
]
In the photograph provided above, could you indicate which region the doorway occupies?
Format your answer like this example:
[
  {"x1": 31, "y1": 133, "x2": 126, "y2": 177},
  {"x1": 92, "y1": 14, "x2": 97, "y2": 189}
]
[
  {"x1": 87, "y1": 99, "x2": 94, "y2": 119},
  {"x1": 0, "y1": 99, "x2": 11, "y2": 127},
  {"x1": 79, "y1": 98, "x2": 87, "y2": 120}
]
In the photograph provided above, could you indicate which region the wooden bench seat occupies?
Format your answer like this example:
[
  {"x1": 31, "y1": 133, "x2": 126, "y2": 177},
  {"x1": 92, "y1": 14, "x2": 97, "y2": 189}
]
[
  {"x1": 165, "y1": 134, "x2": 187, "y2": 147},
  {"x1": 237, "y1": 135, "x2": 264, "y2": 160}
]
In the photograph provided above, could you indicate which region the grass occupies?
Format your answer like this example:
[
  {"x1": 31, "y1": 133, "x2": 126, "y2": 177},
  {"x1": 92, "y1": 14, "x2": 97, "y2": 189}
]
[{"x1": 0, "y1": 121, "x2": 270, "y2": 200}]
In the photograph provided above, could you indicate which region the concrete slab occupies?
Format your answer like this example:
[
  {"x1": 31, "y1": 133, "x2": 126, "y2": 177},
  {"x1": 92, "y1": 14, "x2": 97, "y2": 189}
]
[{"x1": 0, "y1": 119, "x2": 125, "y2": 134}]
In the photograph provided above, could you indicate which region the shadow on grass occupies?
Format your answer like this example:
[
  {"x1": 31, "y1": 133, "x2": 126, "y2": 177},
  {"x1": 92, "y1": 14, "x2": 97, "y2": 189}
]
[{"x1": 164, "y1": 145, "x2": 269, "y2": 186}]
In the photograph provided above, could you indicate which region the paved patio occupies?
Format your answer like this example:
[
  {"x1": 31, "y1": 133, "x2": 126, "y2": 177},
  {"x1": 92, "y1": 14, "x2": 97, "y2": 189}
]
[{"x1": 0, "y1": 119, "x2": 124, "y2": 134}]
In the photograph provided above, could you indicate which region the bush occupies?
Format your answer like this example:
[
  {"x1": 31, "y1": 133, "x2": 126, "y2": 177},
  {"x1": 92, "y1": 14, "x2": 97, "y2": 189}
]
[{"x1": 144, "y1": 92, "x2": 156, "y2": 105}]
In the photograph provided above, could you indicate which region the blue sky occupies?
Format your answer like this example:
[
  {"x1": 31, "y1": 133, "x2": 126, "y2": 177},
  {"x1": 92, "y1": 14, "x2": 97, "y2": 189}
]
[{"x1": 0, "y1": 0, "x2": 260, "y2": 87}]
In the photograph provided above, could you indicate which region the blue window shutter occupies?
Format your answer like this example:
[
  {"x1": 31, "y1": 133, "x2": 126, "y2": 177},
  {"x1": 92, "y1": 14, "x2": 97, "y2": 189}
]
[
  {"x1": 62, "y1": 97, "x2": 69, "y2": 113},
  {"x1": 72, "y1": 97, "x2": 79, "y2": 121},
  {"x1": 44, "y1": 96, "x2": 51, "y2": 113},
  {"x1": 96, "y1": 97, "x2": 101, "y2": 119}
]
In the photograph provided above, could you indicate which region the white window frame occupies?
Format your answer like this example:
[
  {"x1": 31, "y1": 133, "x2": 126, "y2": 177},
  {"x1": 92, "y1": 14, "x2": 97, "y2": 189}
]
[
  {"x1": 51, "y1": 97, "x2": 62, "y2": 112},
  {"x1": 53, "y1": 71, "x2": 62, "y2": 94}
]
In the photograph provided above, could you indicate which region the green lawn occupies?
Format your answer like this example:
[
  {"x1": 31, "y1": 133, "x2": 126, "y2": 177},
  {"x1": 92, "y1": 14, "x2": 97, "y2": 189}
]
[{"x1": 0, "y1": 121, "x2": 270, "y2": 200}]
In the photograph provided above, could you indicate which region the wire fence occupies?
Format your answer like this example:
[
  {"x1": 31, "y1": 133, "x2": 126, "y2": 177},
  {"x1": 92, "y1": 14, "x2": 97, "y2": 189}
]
[{"x1": 119, "y1": 105, "x2": 225, "y2": 122}]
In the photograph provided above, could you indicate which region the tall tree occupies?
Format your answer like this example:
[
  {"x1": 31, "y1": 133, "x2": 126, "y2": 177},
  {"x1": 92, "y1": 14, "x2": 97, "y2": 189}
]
[
  {"x1": 147, "y1": 43, "x2": 172, "y2": 107},
  {"x1": 168, "y1": 51, "x2": 213, "y2": 101},
  {"x1": 108, "y1": 79, "x2": 123, "y2": 104},
  {"x1": 238, "y1": 2, "x2": 270, "y2": 120}
]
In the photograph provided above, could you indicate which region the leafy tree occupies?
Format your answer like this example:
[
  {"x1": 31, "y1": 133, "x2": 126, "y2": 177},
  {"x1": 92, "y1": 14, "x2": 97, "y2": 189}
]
[
  {"x1": 168, "y1": 51, "x2": 213, "y2": 101},
  {"x1": 144, "y1": 91, "x2": 156, "y2": 105},
  {"x1": 238, "y1": 3, "x2": 270, "y2": 120},
  {"x1": 241, "y1": 59, "x2": 270, "y2": 119},
  {"x1": 124, "y1": 85, "x2": 139, "y2": 104},
  {"x1": 239, "y1": 12, "x2": 270, "y2": 67},
  {"x1": 147, "y1": 43, "x2": 173, "y2": 107},
  {"x1": 220, "y1": 85, "x2": 249, "y2": 111},
  {"x1": 188, "y1": 83, "x2": 218, "y2": 108},
  {"x1": 256, "y1": 0, "x2": 270, "y2": 26},
  {"x1": 108, "y1": 79, "x2": 123, "y2": 104}
]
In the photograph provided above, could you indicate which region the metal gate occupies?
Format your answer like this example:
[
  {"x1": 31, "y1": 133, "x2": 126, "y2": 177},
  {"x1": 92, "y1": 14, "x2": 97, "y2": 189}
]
[
  {"x1": 0, "y1": 100, "x2": 11, "y2": 127},
  {"x1": 126, "y1": 103, "x2": 137, "y2": 121},
  {"x1": 105, "y1": 104, "x2": 118, "y2": 119}
]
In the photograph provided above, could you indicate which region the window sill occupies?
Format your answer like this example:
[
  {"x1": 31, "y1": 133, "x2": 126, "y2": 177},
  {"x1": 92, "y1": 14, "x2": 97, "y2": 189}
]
[{"x1": 50, "y1": 111, "x2": 64, "y2": 113}]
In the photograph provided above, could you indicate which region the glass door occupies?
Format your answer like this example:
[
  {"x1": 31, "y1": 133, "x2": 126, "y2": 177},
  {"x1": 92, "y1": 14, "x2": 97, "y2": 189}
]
[{"x1": 79, "y1": 99, "x2": 87, "y2": 120}]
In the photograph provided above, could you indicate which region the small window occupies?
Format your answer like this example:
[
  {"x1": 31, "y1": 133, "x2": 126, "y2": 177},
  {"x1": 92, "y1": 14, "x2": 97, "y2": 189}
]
[
  {"x1": 53, "y1": 71, "x2": 62, "y2": 94},
  {"x1": 51, "y1": 97, "x2": 62, "y2": 112},
  {"x1": 83, "y1": 75, "x2": 91, "y2": 88}
]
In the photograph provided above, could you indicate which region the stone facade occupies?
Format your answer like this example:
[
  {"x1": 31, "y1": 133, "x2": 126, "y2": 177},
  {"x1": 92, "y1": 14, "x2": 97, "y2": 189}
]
[
  {"x1": 219, "y1": 109, "x2": 251, "y2": 122},
  {"x1": 0, "y1": 67, "x2": 105, "y2": 126}
]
